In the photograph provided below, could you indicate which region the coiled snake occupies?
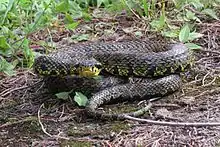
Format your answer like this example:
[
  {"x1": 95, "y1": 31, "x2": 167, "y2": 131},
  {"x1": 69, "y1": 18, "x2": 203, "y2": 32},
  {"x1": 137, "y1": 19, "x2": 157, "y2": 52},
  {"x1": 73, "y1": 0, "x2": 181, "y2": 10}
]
[{"x1": 34, "y1": 40, "x2": 193, "y2": 120}]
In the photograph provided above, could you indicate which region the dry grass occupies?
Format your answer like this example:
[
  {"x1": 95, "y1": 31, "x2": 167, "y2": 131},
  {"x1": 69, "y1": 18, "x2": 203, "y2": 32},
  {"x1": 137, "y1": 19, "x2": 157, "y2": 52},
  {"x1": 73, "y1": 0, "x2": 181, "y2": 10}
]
[{"x1": 0, "y1": 14, "x2": 220, "y2": 146}]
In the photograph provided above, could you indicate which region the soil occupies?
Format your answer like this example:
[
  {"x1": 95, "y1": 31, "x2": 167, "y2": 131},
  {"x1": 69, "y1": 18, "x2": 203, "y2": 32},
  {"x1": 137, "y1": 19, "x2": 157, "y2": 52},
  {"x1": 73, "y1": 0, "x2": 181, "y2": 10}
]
[{"x1": 1, "y1": 11, "x2": 220, "y2": 146}]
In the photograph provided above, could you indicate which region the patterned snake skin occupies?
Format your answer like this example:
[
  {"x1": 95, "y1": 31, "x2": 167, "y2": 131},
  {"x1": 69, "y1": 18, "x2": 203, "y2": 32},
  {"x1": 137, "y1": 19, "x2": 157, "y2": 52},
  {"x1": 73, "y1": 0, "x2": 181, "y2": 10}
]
[
  {"x1": 34, "y1": 40, "x2": 191, "y2": 77},
  {"x1": 34, "y1": 40, "x2": 193, "y2": 120}
]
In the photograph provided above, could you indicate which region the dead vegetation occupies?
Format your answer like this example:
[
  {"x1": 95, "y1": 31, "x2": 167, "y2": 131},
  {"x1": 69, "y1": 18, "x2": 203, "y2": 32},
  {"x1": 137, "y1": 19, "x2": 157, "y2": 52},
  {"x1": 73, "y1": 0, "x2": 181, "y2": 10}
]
[{"x1": 1, "y1": 13, "x2": 220, "y2": 146}]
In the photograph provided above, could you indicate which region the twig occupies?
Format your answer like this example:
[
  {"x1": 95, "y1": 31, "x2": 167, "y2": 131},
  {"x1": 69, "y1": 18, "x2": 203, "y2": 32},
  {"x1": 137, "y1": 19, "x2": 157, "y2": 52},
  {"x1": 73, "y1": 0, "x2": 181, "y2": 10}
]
[
  {"x1": 1, "y1": 79, "x2": 43, "y2": 97},
  {"x1": 186, "y1": 6, "x2": 203, "y2": 15},
  {"x1": 88, "y1": 103, "x2": 153, "y2": 120},
  {"x1": 38, "y1": 104, "x2": 53, "y2": 137},
  {"x1": 197, "y1": 48, "x2": 220, "y2": 55},
  {"x1": 202, "y1": 76, "x2": 217, "y2": 87},
  {"x1": 0, "y1": 116, "x2": 38, "y2": 129},
  {"x1": 122, "y1": 0, "x2": 141, "y2": 19},
  {"x1": 11, "y1": 36, "x2": 25, "y2": 46},
  {"x1": 184, "y1": 78, "x2": 201, "y2": 86},
  {"x1": 0, "y1": 87, "x2": 14, "y2": 96},
  {"x1": 124, "y1": 115, "x2": 220, "y2": 127},
  {"x1": 37, "y1": 103, "x2": 70, "y2": 140},
  {"x1": 1, "y1": 85, "x2": 29, "y2": 97},
  {"x1": 152, "y1": 103, "x2": 181, "y2": 108},
  {"x1": 127, "y1": 103, "x2": 153, "y2": 117},
  {"x1": 196, "y1": 22, "x2": 220, "y2": 27},
  {"x1": 202, "y1": 72, "x2": 210, "y2": 86},
  {"x1": 196, "y1": 55, "x2": 220, "y2": 63},
  {"x1": 194, "y1": 87, "x2": 220, "y2": 98}
]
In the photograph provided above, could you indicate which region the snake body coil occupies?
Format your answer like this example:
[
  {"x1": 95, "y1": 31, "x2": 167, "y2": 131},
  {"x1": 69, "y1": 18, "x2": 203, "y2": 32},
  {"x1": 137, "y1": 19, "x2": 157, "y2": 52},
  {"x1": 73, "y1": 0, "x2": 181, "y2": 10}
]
[
  {"x1": 34, "y1": 40, "x2": 193, "y2": 120},
  {"x1": 34, "y1": 40, "x2": 192, "y2": 77}
]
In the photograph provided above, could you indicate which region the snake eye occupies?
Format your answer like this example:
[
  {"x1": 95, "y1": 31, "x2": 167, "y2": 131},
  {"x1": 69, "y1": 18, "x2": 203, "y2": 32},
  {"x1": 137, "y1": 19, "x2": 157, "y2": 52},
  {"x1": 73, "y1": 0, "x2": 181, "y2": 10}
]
[
  {"x1": 95, "y1": 64, "x2": 102, "y2": 69},
  {"x1": 75, "y1": 63, "x2": 80, "y2": 69}
]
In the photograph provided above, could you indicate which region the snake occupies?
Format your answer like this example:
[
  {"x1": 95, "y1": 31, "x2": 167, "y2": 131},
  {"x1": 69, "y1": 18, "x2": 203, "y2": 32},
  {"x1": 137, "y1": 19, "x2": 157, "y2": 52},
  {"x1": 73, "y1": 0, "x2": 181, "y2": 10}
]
[{"x1": 34, "y1": 40, "x2": 193, "y2": 120}]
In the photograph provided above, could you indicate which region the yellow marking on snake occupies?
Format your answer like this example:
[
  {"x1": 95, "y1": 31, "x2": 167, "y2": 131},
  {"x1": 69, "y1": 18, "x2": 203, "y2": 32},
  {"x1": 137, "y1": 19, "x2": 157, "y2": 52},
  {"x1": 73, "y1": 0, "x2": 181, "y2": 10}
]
[
  {"x1": 133, "y1": 67, "x2": 148, "y2": 76},
  {"x1": 153, "y1": 65, "x2": 168, "y2": 76},
  {"x1": 77, "y1": 66, "x2": 102, "y2": 78},
  {"x1": 118, "y1": 66, "x2": 130, "y2": 76}
]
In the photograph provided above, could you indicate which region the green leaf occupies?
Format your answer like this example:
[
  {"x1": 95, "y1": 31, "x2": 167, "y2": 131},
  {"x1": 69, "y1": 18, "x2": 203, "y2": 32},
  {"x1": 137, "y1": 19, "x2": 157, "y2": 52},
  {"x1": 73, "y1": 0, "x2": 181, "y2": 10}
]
[
  {"x1": 65, "y1": 13, "x2": 74, "y2": 23},
  {"x1": 167, "y1": 24, "x2": 179, "y2": 30},
  {"x1": 65, "y1": 21, "x2": 80, "y2": 31},
  {"x1": 162, "y1": 30, "x2": 179, "y2": 38},
  {"x1": 134, "y1": 31, "x2": 143, "y2": 37},
  {"x1": 185, "y1": 43, "x2": 202, "y2": 50},
  {"x1": 190, "y1": 1, "x2": 204, "y2": 10},
  {"x1": 150, "y1": 14, "x2": 166, "y2": 31},
  {"x1": 202, "y1": 9, "x2": 219, "y2": 20},
  {"x1": 179, "y1": 24, "x2": 190, "y2": 43},
  {"x1": 22, "y1": 38, "x2": 34, "y2": 67},
  {"x1": 188, "y1": 32, "x2": 204, "y2": 41},
  {"x1": 0, "y1": 36, "x2": 11, "y2": 50},
  {"x1": 74, "y1": 92, "x2": 88, "y2": 107},
  {"x1": 142, "y1": 0, "x2": 149, "y2": 16},
  {"x1": 159, "y1": 14, "x2": 166, "y2": 28},
  {"x1": 55, "y1": 91, "x2": 71, "y2": 100},
  {"x1": 3, "y1": 69, "x2": 15, "y2": 76},
  {"x1": 173, "y1": 0, "x2": 185, "y2": 9},
  {"x1": 18, "y1": 0, "x2": 32, "y2": 9},
  {"x1": 82, "y1": 12, "x2": 92, "y2": 21},
  {"x1": 0, "y1": 57, "x2": 16, "y2": 76},
  {"x1": 102, "y1": 0, "x2": 110, "y2": 6},
  {"x1": 97, "y1": 0, "x2": 104, "y2": 8},
  {"x1": 71, "y1": 34, "x2": 89, "y2": 42},
  {"x1": 70, "y1": 11, "x2": 82, "y2": 19},
  {"x1": 186, "y1": 10, "x2": 196, "y2": 20},
  {"x1": 55, "y1": 0, "x2": 69, "y2": 13},
  {"x1": 2, "y1": 0, "x2": 15, "y2": 25}
]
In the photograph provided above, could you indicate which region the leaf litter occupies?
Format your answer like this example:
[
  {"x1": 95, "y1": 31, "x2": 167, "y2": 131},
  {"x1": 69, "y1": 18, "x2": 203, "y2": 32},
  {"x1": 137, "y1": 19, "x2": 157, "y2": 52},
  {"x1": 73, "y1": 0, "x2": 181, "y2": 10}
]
[{"x1": 0, "y1": 12, "x2": 220, "y2": 147}]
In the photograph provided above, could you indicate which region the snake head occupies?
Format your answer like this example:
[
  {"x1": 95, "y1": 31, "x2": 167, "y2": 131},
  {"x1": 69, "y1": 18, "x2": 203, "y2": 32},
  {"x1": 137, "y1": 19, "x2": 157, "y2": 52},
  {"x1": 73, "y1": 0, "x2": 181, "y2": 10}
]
[
  {"x1": 75, "y1": 59, "x2": 102, "y2": 78},
  {"x1": 33, "y1": 55, "x2": 71, "y2": 76}
]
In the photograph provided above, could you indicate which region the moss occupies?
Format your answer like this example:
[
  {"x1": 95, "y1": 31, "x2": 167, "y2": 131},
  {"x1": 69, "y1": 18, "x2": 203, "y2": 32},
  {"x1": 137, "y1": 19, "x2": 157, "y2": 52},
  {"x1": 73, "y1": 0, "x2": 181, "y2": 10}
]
[
  {"x1": 67, "y1": 103, "x2": 137, "y2": 139},
  {"x1": 110, "y1": 121, "x2": 130, "y2": 132},
  {"x1": 67, "y1": 128, "x2": 91, "y2": 137},
  {"x1": 60, "y1": 140, "x2": 92, "y2": 147},
  {"x1": 67, "y1": 118, "x2": 131, "y2": 138},
  {"x1": 107, "y1": 103, "x2": 140, "y2": 114},
  {"x1": 0, "y1": 99, "x2": 17, "y2": 109},
  {"x1": 9, "y1": 116, "x2": 41, "y2": 134}
]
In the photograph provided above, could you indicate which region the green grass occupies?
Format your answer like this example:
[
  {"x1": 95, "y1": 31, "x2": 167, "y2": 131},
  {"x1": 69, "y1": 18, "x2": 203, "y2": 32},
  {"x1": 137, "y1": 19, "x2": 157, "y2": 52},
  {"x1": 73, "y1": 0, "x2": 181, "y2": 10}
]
[{"x1": 0, "y1": 0, "x2": 219, "y2": 76}]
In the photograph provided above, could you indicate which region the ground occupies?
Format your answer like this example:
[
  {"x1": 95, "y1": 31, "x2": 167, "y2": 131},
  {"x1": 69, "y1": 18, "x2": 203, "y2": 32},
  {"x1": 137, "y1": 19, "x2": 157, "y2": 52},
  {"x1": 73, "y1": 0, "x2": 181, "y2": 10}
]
[{"x1": 0, "y1": 11, "x2": 220, "y2": 146}]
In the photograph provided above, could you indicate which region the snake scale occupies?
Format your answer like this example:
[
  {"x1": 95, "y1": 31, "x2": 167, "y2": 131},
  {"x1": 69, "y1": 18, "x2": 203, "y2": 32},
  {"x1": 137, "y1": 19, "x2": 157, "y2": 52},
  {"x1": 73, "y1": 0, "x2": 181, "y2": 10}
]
[{"x1": 34, "y1": 40, "x2": 193, "y2": 120}]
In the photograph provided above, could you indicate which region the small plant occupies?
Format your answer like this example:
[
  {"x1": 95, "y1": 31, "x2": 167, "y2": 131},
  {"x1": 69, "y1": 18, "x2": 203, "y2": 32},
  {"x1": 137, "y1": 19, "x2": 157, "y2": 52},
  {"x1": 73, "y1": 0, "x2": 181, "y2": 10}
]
[
  {"x1": 0, "y1": 0, "x2": 54, "y2": 75},
  {"x1": 149, "y1": 0, "x2": 219, "y2": 49},
  {"x1": 55, "y1": 90, "x2": 88, "y2": 107},
  {"x1": 0, "y1": 56, "x2": 17, "y2": 76},
  {"x1": 178, "y1": 24, "x2": 203, "y2": 49},
  {"x1": 0, "y1": 0, "x2": 94, "y2": 76}
]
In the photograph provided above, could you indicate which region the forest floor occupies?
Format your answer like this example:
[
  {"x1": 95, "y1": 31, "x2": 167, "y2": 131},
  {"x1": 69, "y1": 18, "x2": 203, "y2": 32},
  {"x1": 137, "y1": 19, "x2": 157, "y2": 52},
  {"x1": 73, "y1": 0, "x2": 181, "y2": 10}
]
[{"x1": 1, "y1": 11, "x2": 220, "y2": 146}]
